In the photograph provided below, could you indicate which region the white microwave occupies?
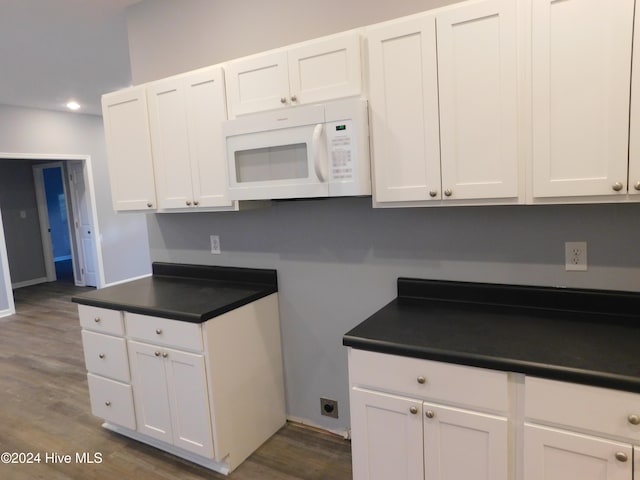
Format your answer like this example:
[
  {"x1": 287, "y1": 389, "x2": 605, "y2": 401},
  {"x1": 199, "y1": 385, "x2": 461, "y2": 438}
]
[{"x1": 223, "y1": 98, "x2": 370, "y2": 200}]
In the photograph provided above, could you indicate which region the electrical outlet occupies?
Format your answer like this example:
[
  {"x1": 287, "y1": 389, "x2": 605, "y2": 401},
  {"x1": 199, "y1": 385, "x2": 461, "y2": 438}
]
[
  {"x1": 210, "y1": 235, "x2": 221, "y2": 254},
  {"x1": 565, "y1": 241, "x2": 587, "y2": 271},
  {"x1": 320, "y1": 398, "x2": 339, "y2": 418}
]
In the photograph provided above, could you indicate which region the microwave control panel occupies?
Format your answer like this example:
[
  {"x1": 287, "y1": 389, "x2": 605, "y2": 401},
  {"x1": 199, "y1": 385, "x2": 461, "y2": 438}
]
[{"x1": 326, "y1": 120, "x2": 356, "y2": 181}]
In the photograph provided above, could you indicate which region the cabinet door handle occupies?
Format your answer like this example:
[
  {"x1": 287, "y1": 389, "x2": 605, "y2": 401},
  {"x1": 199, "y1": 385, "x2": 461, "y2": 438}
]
[
  {"x1": 615, "y1": 452, "x2": 628, "y2": 462},
  {"x1": 444, "y1": 189, "x2": 453, "y2": 197},
  {"x1": 105, "y1": 401, "x2": 111, "y2": 407},
  {"x1": 162, "y1": 352, "x2": 168, "y2": 358},
  {"x1": 417, "y1": 376, "x2": 426, "y2": 384},
  {"x1": 634, "y1": 181, "x2": 640, "y2": 191},
  {"x1": 612, "y1": 182, "x2": 624, "y2": 192},
  {"x1": 628, "y1": 414, "x2": 640, "y2": 425},
  {"x1": 291, "y1": 95, "x2": 298, "y2": 103},
  {"x1": 429, "y1": 190, "x2": 438, "y2": 198},
  {"x1": 280, "y1": 97, "x2": 287, "y2": 104},
  {"x1": 154, "y1": 351, "x2": 161, "y2": 357},
  {"x1": 98, "y1": 353, "x2": 105, "y2": 359},
  {"x1": 147, "y1": 202, "x2": 153, "y2": 208},
  {"x1": 155, "y1": 328, "x2": 162, "y2": 335},
  {"x1": 94, "y1": 317, "x2": 101, "y2": 323},
  {"x1": 194, "y1": 200, "x2": 199, "y2": 206},
  {"x1": 425, "y1": 410, "x2": 435, "y2": 419},
  {"x1": 186, "y1": 200, "x2": 192, "y2": 206},
  {"x1": 409, "y1": 406, "x2": 418, "y2": 415}
]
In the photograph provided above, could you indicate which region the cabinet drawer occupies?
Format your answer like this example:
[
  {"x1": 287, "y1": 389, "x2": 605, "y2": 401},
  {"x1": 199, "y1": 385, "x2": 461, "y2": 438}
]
[
  {"x1": 525, "y1": 377, "x2": 640, "y2": 441},
  {"x1": 78, "y1": 305, "x2": 124, "y2": 336},
  {"x1": 125, "y1": 312, "x2": 203, "y2": 351},
  {"x1": 348, "y1": 349, "x2": 508, "y2": 413},
  {"x1": 81, "y1": 330, "x2": 130, "y2": 382},
  {"x1": 87, "y1": 373, "x2": 136, "y2": 430}
]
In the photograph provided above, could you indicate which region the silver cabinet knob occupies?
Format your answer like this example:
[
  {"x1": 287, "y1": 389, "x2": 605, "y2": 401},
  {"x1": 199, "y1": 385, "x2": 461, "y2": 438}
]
[
  {"x1": 425, "y1": 410, "x2": 435, "y2": 419},
  {"x1": 615, "y1": 452, "x2": 628, "y2": 462},
  {"x1": 612, "y1": 182, "x2": 624, "y2": 192},
  {"x1": 444, "y1": 189, "x2": 452, "y2": 197},
  {"x1": 628, "y1": 414, "x2": 640, "y2": 425},
  {"x1": 194, "y1": 200, "x2": 199, "y2": 206},
  {"x1": 94, "y1": 317, "x2": 101, "y2": 323},
  {"x1": 429, "y1": 190, "x2": 437, "y2": 198},
  {"x1": 155, "y1": 328, "x2": 162, "y2": 335},
  {"x1": 147, "y1": 202, "x2": 153, "y2": 208},
  {"x1": 291, "y1": 95, "x2": 298, "y2": 102},
  {"x1": 417, "y1": 376, "x2": 426, "y2": 385},
  {"x1": 98, "y1": 353, "x2": 105, "y2": 359},
  {"x1": 635, "y1": 181, "x2": 640, "y2": 191},
  {"x1": 186, "y1": 200, "x2": 192, "y2": 206},
  {"x1": 105, "y1": 401, "x2": 111, "y2": 406},
  {"x1": 162, "y1": 352, "x2": 168, "y2": 358},
  {"x1": 409, "y1": 406, "x2": 418, "y2": 415},
  {"x1": 280, "y1": 97, "x2": 287, "y2": 104},
  {"x1": 154, "y1": 351, "x2": 161, "y2": 357}
]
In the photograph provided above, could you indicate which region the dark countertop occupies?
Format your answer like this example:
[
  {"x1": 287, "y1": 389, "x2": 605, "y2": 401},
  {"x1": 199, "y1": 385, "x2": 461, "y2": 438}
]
[
  {"x1": 72, "y1": 263, "x2": 278, "y2": 323},
  {"x1": 343, "y1": 278, "x2": 640, "y2": 393}
]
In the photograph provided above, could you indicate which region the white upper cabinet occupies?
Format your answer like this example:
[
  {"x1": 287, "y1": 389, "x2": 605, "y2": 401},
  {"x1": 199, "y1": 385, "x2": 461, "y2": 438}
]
[
  {"x1": 146, "y1": 66, "x2": 235, "y2": 211},
  {"x1": 437, "y1": 0, "x2": 518, "y2": 201},
  {"x1": 367, "y1": 15, "x2": 441, "y2": 204},
  {"x1": 102, "y1": 87, "x2": 157, "y2": 211},
  {"x1": 368, "y1": 0, "x2": 520, "y2": 206},
  {"x1": 531, "y1": 0, "x2": 635, "y2": 199},
  {"x1": 628, "y1": 3, "x2": 640, "y2": 196},
  {"x1": 224, "y1": 31, "x2": 362, "y2": 117}
]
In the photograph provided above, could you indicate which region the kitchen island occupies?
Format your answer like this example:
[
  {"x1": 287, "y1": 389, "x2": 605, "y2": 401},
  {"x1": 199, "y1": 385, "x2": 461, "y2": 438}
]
[{"x1": 72, "y1": 263, "x2": 285, "y2": 475}]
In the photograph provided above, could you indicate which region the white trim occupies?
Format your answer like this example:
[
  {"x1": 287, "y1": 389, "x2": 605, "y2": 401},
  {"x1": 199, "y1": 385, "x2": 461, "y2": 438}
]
[
  {"x1": 0, "y1": 308, "x2": 13, "y2": 319},
  {"x1": 286, "y1": 415, "x2": 350, "y2": 440},
  {"x1": 12, "y1": 277, "x2": 48, "y2": 289},
  {"x1": 102, "y1": 272, "x2": 152, "y2": 288},
  {"x1": 0, "y1": 207, "x2": 15, "y2": 316},
  {"x1": 32, "y1": 162, "x2": 61, "y2": 282}
]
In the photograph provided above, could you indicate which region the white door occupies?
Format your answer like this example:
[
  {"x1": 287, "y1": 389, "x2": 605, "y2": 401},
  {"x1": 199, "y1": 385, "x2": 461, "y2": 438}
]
[
  {"x1": 67, "y1": 162, "x2": 97, "y2": 287},
  {"x1": 524, "y1": 423, "x2": 632, "y2": 480},
  {"x1": 531, "y1": 0, "x2": 634, "y2": 198},
  {"x1": 367, "y1": 14, "x2": 441, "y2": 204},
  {"x1": 164, "y1": 347, "x2": 214, "y2": 458},
  {"x1": 127, "y1": 340, "x2": 173, "y2": 443},
  {"x1": 147, "y1": 76, "x2": 194, "y2": 210},
  {"x1": 101, "y1": 87, "x2": 157, "y2": 211},
  {"x1": 224, "y1": 51, "x2": 289, "y2": 117},
  {"x1": 437, "y1": 0, "x2": 518, "y2": 201},
  {"x1": 288, "y1": 32, "x2": 362, "y2": 105},
  {"x1": 423, "y1": 402, "x2": 508, "y2": 480},
  {"x1": 350, "y1": 387, "x2": 424, "y2": 480},
  {"x1": 185, "y1": 67, "x2": 234, "y2": 209}
]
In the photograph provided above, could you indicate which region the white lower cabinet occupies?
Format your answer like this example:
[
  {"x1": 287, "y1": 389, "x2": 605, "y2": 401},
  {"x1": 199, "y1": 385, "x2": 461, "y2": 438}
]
[
  {"x1": 78, "y1": 293, "x2": 286, "y2": 475},
  {"x1": 127, "y1": 340, "x2": 213, "y2": 457},
  {"x1": 348, "y1": 349, "x2": 509, "y2": 480}
]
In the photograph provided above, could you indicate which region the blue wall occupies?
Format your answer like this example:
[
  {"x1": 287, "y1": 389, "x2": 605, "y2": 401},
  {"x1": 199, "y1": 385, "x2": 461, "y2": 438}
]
[{"x1": 42, "y1": 167, "x2": 71, "y2": 261}]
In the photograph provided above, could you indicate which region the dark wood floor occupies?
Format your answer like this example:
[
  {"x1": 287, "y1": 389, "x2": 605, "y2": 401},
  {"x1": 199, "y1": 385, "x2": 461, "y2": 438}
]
[{"x1": 0, "y1": 281, "x2": 352, "y2": 479}]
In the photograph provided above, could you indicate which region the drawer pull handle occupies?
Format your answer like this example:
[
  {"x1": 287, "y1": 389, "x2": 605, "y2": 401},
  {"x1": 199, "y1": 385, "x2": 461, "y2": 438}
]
[
  {"x1": 409, "y1": 406, "x2": 418, "y2": 415},
  {"x1": 98, "y1": 353, "x2": 105, "y2": 359},
  {"x1": 155, "y1": 328, "x2": 162, "y2": 335},
  {"x1": 425, "y1": 410, "x2": 435, "y2": 419},
  {"x1": 162, "y1": 352, "x2": 168, "y2": 358},
  {"x1": 615, "y1": 452, "x2": 628, "y2": 462},
  {"x1": 417, "y1": 376, "x2": 426, "y2": 384},
  {"x1": 154, "y1": 351, "x2": 161, "y2": 357},
  {"x1": 94, "y1": 317, "x2": 101, "y2": 323},
  {"x1": 105, "y1": 401, "x2": 111, "y2": 407},
  {"x1": 628, "y1": 414, "x2": 640, "y2": 425}
]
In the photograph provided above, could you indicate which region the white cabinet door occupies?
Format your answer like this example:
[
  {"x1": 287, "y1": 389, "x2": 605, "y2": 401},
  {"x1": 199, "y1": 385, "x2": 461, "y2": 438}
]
[
  {"x1": 147, "y1": 76, "x2": 193, "y2": 210},
  {"x1": 164, "y1": 347, "x2": 213, "y2": 458},
  {"x1": 101, "y1": 87, "x2": 156, "y2": 211},
  {"x1": 524, "y1": 423, "x2": 632, "y2": 480},
  {"x1": 288, "y1": 32, "x2": 362, "y2": 105},
  {"x1": 437, "y1": 0, "x2": 518, "y2": 201},
  {"x1": 350, "y1": 387, "x2": 424, "y2": 480},
  {"x1": 531, "y1": 0, "x2": 634, "y2": 198},
  {"x1": 185, "y1": 67, "x2": 233, "y2": 209},
  {"x1": 367, "y1": 15, "x2": 441, "y2": 203},
  {"x1": 128, "y1": 340, "x2": 173, "y2": 444},
  {"x1": 423, "y1": 402, "x2": 508, "y2": 480},
  {"x1": 224, "y1": 51, "x2": 289, "y2": 117},
  {"x1": 628, "y1": 4, "x2": 640, "y2": 197}
]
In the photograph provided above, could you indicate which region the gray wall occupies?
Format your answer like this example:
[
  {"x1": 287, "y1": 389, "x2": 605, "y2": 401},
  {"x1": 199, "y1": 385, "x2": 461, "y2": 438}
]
[
  {"x1": 0, "y1": 161, "x2": 47, "y2": 284},
  {"x1": 129, "y1": 0, "x2": 640, "y2": 431},
  {"x1": 0, "y1": 105, "x2": 152, "y2": 294}
]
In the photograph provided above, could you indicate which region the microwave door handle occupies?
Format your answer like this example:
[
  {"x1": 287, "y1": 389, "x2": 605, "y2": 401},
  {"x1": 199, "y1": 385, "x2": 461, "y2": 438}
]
[{"x1": 312, "y1": 123, "x2": 327, "y2": 182}]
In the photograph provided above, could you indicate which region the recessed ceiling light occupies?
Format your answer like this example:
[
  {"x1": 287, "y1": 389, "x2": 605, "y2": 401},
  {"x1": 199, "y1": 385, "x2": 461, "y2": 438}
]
[{"x1": 66, "y1": 101, "x2": 81, "y2": 111}]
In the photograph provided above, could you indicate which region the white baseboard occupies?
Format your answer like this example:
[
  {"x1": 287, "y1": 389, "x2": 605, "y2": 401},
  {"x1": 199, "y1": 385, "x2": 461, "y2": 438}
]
[
  {"x1": 0, "y1": 307, "x2": 15, "y2": 319},
  {"x1": 286, "y1": 415, "x2": 351, "y2": 440},
  {"x1": 12, "y1": 277, "x2": 48, "y2": 289},
  {"x1": 101, "y1": 272, "x2": 152, "y2": 288}
]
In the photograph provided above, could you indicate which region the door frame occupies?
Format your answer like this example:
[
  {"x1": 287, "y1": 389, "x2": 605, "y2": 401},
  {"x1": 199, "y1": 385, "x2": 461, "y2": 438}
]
[{"x1": 0, "y1": 153, "x2": 105, "y2": 317}]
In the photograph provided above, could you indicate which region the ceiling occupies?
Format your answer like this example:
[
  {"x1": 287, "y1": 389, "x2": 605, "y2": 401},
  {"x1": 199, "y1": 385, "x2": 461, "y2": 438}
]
[{"x1": 0, "y1": 0, "x2": 142, "y2": 116}]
